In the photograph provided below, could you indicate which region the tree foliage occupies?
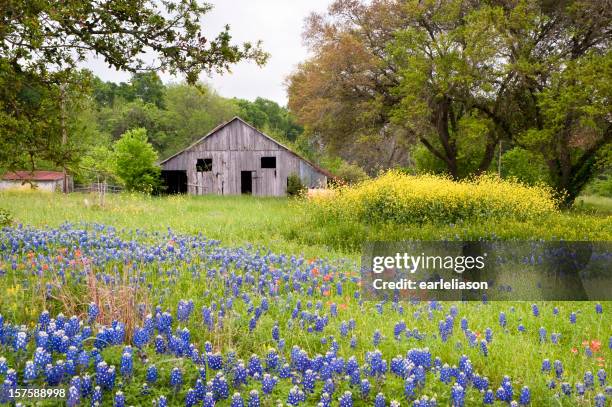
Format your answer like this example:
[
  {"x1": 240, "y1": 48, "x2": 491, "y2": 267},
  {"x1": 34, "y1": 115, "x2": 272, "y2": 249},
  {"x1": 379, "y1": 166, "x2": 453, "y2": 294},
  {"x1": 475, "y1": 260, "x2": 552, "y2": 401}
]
[
  {"x1": 288, "y1": 0, "x2": 611, "y2": 205},
  {"x1": 287, "y1": 0, "x2": 412, "y2": 173},
  {"x1": 0, "y1": 0, "x2": 268, "y2": 173}
]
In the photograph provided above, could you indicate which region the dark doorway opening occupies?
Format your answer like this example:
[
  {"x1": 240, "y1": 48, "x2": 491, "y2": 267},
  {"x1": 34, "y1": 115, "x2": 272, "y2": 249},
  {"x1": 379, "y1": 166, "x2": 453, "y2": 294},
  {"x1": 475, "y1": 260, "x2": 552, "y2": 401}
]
[
  {"x1": 241, "y1": 171, "x2": 252, "y2": 194},
  {"x1": 161, "y1": 170, "x2": 187, "y2": 194}
]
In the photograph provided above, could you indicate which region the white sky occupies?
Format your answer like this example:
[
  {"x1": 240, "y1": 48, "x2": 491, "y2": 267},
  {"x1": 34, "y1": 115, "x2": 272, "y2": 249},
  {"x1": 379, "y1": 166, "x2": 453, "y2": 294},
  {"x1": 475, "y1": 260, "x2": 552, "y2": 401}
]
[{"x1": 86, "y1": 0, "x2": 333, "y2": 106}]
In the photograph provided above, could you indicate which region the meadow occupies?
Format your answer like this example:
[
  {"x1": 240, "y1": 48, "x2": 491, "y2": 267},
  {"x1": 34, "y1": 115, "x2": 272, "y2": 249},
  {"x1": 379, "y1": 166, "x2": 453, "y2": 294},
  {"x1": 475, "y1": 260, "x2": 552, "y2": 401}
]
[{"x1": 0, "y1": 190, "x2": 610, "y2": 406}]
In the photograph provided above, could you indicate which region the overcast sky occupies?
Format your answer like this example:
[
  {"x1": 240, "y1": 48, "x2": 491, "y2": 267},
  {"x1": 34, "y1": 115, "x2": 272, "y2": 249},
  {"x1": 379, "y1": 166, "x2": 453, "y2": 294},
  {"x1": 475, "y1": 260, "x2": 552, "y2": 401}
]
[{"x1": 86, "y1": 0, "x2": 333, "y2": 106}]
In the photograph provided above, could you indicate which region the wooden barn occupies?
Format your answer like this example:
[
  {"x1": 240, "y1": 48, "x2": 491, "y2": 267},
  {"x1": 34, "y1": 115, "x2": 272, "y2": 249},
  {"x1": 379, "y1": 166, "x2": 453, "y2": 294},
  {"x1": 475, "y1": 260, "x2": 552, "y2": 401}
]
[{"x1": 159, "y1": 117, "x2": 330, "y2": 196}]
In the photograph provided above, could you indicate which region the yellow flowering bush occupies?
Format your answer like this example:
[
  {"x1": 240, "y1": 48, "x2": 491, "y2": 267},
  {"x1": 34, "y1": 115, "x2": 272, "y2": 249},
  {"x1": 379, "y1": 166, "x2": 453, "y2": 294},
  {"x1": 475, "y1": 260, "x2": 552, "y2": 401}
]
[{"x1": 310, "y1": 171, "x2": 558, "y2": 224}]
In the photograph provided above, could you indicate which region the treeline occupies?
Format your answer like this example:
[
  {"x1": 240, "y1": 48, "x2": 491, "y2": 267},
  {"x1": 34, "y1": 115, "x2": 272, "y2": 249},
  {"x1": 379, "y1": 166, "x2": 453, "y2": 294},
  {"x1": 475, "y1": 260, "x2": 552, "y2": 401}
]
[
  {"x1": 286, "y1": 0, "x2": 612, "y2": 205},
  {"x1": 91, "y1": 72, "x2": 305, "y2": 160}
]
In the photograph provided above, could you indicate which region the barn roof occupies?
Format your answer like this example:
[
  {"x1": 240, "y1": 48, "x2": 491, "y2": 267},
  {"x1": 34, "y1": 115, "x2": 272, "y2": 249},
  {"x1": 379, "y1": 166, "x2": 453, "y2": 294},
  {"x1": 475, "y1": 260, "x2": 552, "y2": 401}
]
[
  {"x1": 2, "y1": 171, "x2": 65, "y2": 181},
  {"x1": 159, "y1": 116, "x2": 335, "y2": 178}
]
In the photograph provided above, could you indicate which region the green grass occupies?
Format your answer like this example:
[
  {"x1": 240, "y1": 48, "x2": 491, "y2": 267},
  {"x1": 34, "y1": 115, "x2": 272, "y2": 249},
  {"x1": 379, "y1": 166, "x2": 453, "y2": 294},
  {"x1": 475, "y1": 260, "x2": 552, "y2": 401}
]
[
  {"x1": 0, "y1": 190, "x2": 350, "y2": 260},
  {"x1": 2, "y1": 191, "x2": 610, "y2": 257},
  {"x1": 573, "y1": 195, "x2": 612, "y2": 216}
]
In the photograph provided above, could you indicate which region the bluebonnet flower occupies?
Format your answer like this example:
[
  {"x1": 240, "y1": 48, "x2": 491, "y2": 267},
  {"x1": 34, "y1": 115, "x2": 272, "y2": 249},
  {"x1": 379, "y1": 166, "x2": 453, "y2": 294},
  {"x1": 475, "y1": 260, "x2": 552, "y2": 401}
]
[
  {"x1": 24, "y1": 361, "x2": 36, "y2": 381},
  {"x1": 234, "y1": 363, "x2": 248, "y2": 387},
  {"x1": 203, "y1": 392, "x2": 215, "y2": 407},
  {"x1": 499, "y1": 312, "x2": 507, "y2": 328},
  {"x1": 184, "y1": 388, "x2": 197, "y2": 407},
  {"x1": 404, "y1": 377, "x2": 415, "y2": 399},
  {"x1": 361, "y1": 378, "x2": 371, "y2": 398},
  {"x1": 208, "y1": 352, "x2": 223, "y2": 370},
  {"x1": 374, "y1": 393, "x2": 386, "y2": 407},
  {"x1": 596, "y1": 303, "x2": 603, "y2": 314},
  {"x1": 120, "y1": 352, "x2": 132, "y2": 377},
  {"x1": 338, "y1": 391, "x2": 353, "y2": 407},
  {"x1": 91, "y1": 386, "x2": 102, "y2": 405},
  {"x1": 170, "y1": 367, "x2": 183, "y2": 389},
  {"x1": 496, "y1": 387, "x2": 507, "y2": 402},
  {"x1": 194, "y1": 378, "x2": 206, "y2": 400},
  {"x1": 542, "y1": 359, "x2": 551, "y2": 373},
  {"x1": 287, "y1": 386, "x2": 302, "y2": 406},
  {"x1": 247, "y1": 390, "x2": 260, "y2": 407},
  {"x1": 480, "y1": 340, "x2": 488, "y2": 357},
  {"x1": 114, "y1": 390, "x2": 125, "y2": 407},
  {"x1": 595, "y1": 393, "x2": 606, "y2": 407},
  {"x1": 322, "y1": 378, "x2": 334, "y2": 395},
  {"x1": 440, "y1": 364, "x2": 452, "y2": 384},
  {"x1": 373, "y1": 330, "x2": 382, "y2": 346},
  {"x1": 247, "y1": 355, "x2": 263, "y2": 377},
  {"x1": 66, "y1": 385, "x2": 80, "y2": 407},
  {"x1": 501, "y1": 376, "x2": 514, "y2": 400},
  {"x1": 585, "y1": 371, "x2": 595, "y2": 389},
  {"x1": 532, "y1": 304, "x2": 539, "y2": 317},
  {"x1": 279, "y1": 363, "x2": 292, "y2": 379},
  {"x1": 146, "y1": 365, "x2": 158, "y2": 383},
  {"x1": 539, "y1": 327, "x2": 547, "y2": 343},
  {"x1": 303, "y1": 369, "x2": 316, "y2": 393},
  {"x1": 598, "y1": 369, "x2": 606, "y2": 386},
  {"x1": 551, "y1": 333, "x2": 560, "y2": 344},
  {"x1": 451, "y1": 384, "x2": 465, "y2": 407},
  {"x1": 570, "y1": 312, "x2": 577, "y2": 324},
  {"x1": 262, "y1": 374, "x2": 277, "y2": 394},
  {"x1": 519, "y1": 386, "x2": 530, "y2": 405},
  {"x1": 319, "y1": 392, "x2": 332, "y2": 407},
  {"x1": 88, "y1": 303, "x2": 99, "y2": 323},
  {"x1": 155, "y1": 335, "x2": 166, "y2": 354},
  {"x1": 561, "y1": 382, "x2": 572, "y2": 396},
  {"x1": 576, "y1": 382, "x2": 586, "y2": 396},
  {"x1": 212, "y1": 373, "x2": 230, "y2": 400},
  {"x1": 14, "y1": 331, "x2": 27, "y2": 351},
  {"x1": 230, "y1": 392, "x2": 244, "y2": 407},
  {"x1": 485, "y1": 327, "x2": 493, "y2": 343},
  {"x1": 554, "y1": 360, "x2": 564, "y2": 379},
  {"x1": 480, "y1": 389, "x2": 492, "y2": 404}
]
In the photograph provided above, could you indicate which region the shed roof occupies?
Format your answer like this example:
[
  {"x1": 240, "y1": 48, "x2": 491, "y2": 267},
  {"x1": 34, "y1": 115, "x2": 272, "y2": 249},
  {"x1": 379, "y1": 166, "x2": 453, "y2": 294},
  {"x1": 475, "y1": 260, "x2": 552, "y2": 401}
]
[
  {"x1": 2, "y1": 171, "x2": 65, "y2": 181},
  {"x1": 159, "y1": 116, "x2": 335, "y2": 179}
]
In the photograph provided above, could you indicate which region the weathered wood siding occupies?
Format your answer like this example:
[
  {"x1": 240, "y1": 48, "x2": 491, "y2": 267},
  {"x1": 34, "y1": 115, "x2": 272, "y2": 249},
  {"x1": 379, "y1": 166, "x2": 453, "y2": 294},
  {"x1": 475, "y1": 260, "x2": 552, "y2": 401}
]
[{"x1": 161, "y1": 118, "x2": 327, "y2": 196}]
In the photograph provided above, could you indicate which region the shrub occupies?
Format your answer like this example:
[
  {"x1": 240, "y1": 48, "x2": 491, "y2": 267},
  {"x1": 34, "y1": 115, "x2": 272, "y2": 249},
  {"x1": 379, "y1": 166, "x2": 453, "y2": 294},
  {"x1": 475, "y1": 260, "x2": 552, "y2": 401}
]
[
  {"x1": 287, "y1": 174, "x2": 306, "y2": 197},
  {"x1": 113, "y1": 128, "x2": 161, "y2": 193},
  {"x1": 309, "y1": 171, "x2": 558, "y2": 225},
  {"x1": 0, "y1": 208, "x2": 12, "y2": 227},
  {"x1": 334, "y1": 161, "x2": 369, "y2": 185}
]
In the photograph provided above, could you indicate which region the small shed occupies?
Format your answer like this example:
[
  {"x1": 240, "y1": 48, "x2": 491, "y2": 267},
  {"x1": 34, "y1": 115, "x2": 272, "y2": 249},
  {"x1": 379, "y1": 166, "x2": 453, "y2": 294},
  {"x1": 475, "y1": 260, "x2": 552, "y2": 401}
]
[
  {"x1": 0, "y1": 171, "x2": 73, "y2": 192},
  {"x1": 159, "y1": 117, "x2": 331, "y2": 196}
]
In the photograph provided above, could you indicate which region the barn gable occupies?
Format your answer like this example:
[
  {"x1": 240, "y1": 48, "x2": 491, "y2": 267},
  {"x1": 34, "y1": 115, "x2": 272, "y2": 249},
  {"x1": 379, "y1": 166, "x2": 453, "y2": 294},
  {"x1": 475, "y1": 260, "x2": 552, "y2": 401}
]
[{"x1": 160, "y1": 117, "x2": 329, "y2": 196}]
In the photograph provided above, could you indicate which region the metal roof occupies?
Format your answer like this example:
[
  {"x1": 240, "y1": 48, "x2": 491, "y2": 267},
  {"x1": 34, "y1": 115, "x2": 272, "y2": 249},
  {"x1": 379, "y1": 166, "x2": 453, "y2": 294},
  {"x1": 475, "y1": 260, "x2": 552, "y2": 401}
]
[
  {"x1": 2, "y1": 171, "x2": 65, "y2": 181},
  {"x1": 159, "y1": 117, "x2": 335, "y2": 179}
]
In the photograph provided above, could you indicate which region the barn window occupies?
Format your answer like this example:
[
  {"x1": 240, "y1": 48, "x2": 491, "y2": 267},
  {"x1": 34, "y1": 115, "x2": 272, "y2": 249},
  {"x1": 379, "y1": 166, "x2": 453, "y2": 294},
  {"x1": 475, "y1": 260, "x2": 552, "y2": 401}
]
[
  {"x1": 196, "y1": 158, "x2": 212, "y2": 172},
  {"x1": 261, "y1": 156, "x2": 276, "y2": 169}
]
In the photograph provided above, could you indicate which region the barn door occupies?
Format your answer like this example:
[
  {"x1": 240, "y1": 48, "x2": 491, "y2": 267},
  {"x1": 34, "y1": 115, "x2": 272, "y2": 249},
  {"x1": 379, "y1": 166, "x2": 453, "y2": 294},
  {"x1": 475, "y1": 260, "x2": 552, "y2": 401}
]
[
  {"x1": 196, "y1": 158, "x2": 214, "y2": 194},
  {"x1": 259, "y1": 156, "x2": 277, "y2": 196},
  {"x1": 241, "y1": 171, "x2": 252, "y2": 194}
]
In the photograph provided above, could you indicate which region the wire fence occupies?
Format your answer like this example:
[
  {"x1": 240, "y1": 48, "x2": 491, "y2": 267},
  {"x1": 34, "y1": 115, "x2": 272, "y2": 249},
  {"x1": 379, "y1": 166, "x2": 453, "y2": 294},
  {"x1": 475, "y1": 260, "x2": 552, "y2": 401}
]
[{"x1": 73, "y1": 183, "x2": 123, "y2": 194}]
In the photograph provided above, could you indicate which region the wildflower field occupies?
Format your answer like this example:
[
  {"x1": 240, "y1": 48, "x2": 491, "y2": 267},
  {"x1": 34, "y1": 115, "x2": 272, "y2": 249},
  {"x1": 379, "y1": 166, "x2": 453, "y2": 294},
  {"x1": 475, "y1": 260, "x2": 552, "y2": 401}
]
[{"x1": 0, "y1": 191, "x2": 610, "y2": 406}]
